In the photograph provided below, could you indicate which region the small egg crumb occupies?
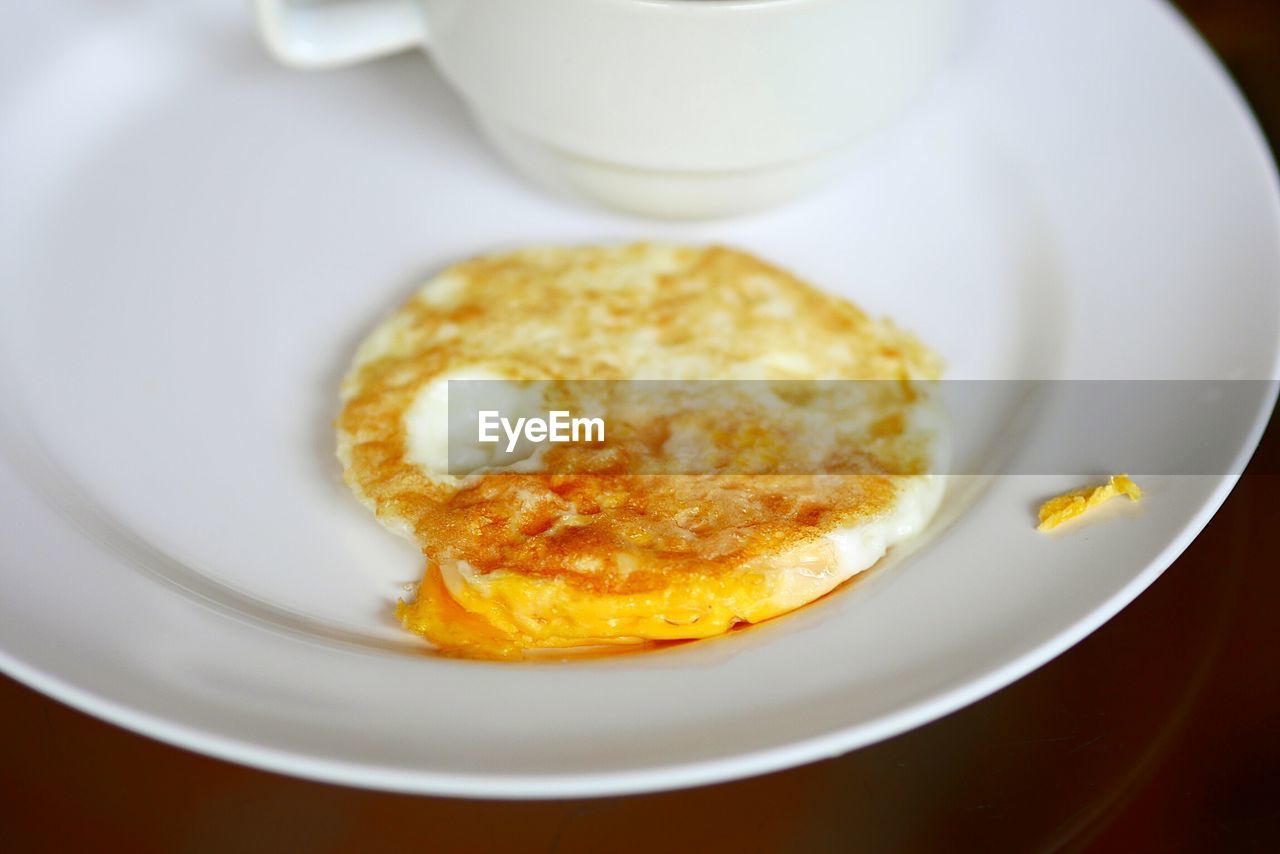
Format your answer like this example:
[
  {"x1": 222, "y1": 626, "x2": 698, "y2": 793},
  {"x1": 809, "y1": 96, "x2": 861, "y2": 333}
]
[{"x1": 1037, "y1": 474, "x2": 1142, "y2": 532}]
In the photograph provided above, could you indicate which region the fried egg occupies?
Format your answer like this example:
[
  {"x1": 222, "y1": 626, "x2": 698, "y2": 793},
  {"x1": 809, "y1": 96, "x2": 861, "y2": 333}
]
[{"x1": 336, "y1": 244, "x2": 946, "y2": 659}]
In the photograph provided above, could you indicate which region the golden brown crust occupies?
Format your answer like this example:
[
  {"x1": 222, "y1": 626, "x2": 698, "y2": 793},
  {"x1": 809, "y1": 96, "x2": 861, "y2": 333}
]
[{"x1": 337, "y1": 244, "x2": 941, "y2": 613}]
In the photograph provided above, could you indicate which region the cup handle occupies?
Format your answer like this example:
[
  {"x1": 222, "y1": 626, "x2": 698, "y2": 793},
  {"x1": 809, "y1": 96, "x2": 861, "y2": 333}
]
[{"x1": 253, "y1": 0, "x2": 427, "y2": 69}]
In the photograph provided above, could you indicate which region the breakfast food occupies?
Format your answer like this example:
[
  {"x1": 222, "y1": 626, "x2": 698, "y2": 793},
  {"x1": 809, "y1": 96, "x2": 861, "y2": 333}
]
[
  {"x1": 1037, "y1": 474, "x2": 1143, "y2": 532},
  {"x1": 337, "y1": 244, "x2": 946, "y2": 658}
]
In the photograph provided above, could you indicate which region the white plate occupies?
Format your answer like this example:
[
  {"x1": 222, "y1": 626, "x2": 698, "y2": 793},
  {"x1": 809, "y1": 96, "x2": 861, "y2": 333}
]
[{"x1": 1, "y1": 0, "x2": 1277, "y2": 798}]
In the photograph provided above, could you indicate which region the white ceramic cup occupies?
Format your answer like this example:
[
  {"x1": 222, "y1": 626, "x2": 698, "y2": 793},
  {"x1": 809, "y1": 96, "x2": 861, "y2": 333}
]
[{"x1": 254, "y1": 0, "x2": 957, "y2": 219}]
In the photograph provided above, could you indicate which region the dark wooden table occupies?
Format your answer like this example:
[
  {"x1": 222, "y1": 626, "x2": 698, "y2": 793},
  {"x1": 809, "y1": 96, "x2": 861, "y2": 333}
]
[{"x1": 3, "y1": 3, "x2": 1278, "y2": 851}]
